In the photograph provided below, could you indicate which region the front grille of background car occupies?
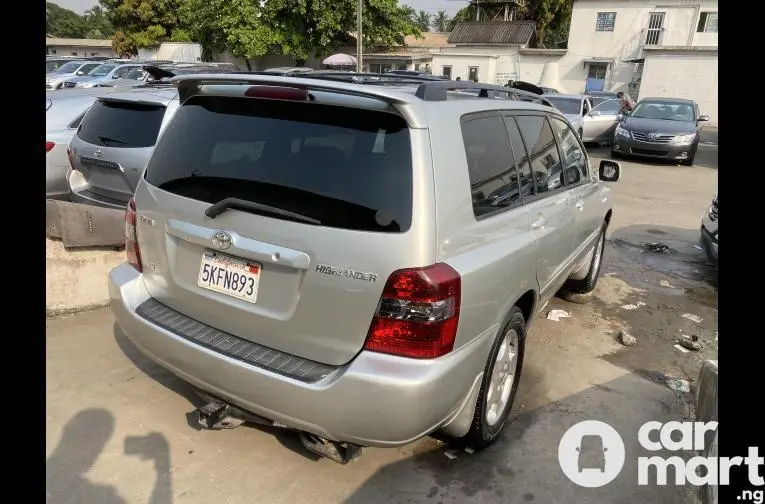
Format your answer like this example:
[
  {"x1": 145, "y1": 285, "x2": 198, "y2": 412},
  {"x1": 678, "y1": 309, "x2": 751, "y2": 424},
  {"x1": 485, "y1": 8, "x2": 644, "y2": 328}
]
[{"x1": 631, "y1": 132, "x2": 674, "y2": 143}]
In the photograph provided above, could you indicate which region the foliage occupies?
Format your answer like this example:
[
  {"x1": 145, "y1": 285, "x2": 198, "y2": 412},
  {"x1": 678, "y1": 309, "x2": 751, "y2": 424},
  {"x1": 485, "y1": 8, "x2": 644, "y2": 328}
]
[
  {"x1": 432, "y1": 10, "x2": 449, "y2": 32},
  {"x1": 46, "y1": 2, "x2": 114, "y2": 38},
  {"x1": 524, "y1": 0, "x2": 573, "y2": 48},
  {"x1": 99, "y1": 0, "x2": 190, "y2": 51},
  {"x1": 415, "y1": 10, "x2": 430, "y2": 32},
  {"x1": 447, "y1": 5, "x2": 476, "y2": 31}
]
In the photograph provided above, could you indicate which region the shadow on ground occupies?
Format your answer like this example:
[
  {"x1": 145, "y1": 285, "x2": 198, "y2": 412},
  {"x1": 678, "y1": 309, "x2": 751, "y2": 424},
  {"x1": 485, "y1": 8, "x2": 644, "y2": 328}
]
[
  {"x1": 46, "y1": 408, "x2": 174, "y2": 504},
  {"x1": 341, "y1": 373, "x2": 696, "y2": 504}
]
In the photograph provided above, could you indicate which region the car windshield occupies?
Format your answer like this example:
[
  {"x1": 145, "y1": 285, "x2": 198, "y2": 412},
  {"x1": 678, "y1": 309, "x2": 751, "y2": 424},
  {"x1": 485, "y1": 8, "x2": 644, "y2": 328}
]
[
  {"x1": 545, "y1": 97, "x2": 581, "y2": 116},
  {"x1": 123, "y1": 68, "x2": 147, "y2": 80},
  {"x1": 631, "y1": 101, "x2": 695, "y2": 122},
  {"x1": 89, "y1": 64, "x2": 116, "y2": 76},
  {"x1": 57, "y1": 62, "x2": 84, "y2": 73}
]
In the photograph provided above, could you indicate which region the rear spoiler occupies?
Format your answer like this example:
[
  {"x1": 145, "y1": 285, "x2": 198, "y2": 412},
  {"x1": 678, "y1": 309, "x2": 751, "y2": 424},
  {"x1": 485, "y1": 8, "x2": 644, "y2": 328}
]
[{"x1": 171, "y1": 74, "x2": 412, "y2": 106}]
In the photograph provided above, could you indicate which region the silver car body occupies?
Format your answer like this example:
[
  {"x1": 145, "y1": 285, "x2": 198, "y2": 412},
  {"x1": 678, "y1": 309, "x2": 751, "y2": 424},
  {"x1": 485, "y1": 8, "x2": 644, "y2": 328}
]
[
  {"x1": 543, "y1": 94, "x2": 622, "y2": 143},
  {"x1": 64, "y1": 63, "x2": 144, "y2": 89},
  {"x1": 700, "y1": 194, "x2": 718, "y2": 265},
  {"x1": 109, "y1": 74, "x2": 615, "y2": 447},
  {"x1": 46, "y1": 61, "x2": 102, "y2": 90},
  {"x1": 68, "y1": 87, "x2": 180, "y2": 208},
  {"x1": 45, "y1": 88, "x2": 125, "y2": 199}
]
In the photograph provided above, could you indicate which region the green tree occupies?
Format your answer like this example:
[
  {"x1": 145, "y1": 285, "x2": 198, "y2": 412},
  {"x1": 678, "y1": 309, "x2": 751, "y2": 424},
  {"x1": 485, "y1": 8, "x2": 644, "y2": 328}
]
[
  {"x1": 46, "y1": 2, "x2": 87, "y2": 37},
  {"x1": 83, "y1": 5, "x2": 114, "y2": 38},
  {"x1": 99, "y1": 0, "x2": 190, "y2": 51},
  {"x1": 525, "y1": 0, "x2": 573, "y2": 48},
  {"x1": 415, "y1": 10, "x2": 431, "y2": 31},
  {"x1": 447, "y1": 5, "x2": 476, "y2": 31},
  {"x1": 433, "y1": 10, "x2": 449, "y2": 32}
]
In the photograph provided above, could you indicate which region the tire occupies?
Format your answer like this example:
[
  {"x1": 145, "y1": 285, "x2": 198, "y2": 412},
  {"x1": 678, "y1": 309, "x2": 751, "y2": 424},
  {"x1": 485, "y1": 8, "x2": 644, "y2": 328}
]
[
  {"x1": 460, "y1": 306, "x2": 526, "y2": 451},
  {"x1": 565, "y1": 223, "x2": 607, "y2": 294}
]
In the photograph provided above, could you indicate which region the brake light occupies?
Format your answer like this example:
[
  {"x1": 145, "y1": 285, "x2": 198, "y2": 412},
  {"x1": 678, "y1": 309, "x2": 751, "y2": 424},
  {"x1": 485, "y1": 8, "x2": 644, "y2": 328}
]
[
  {"x1": 364, "y1": 263, "x2": 461, "y2": 359},
  {"x1": 46, "y1": 141, "x2": 55, "y2": 153},
  {"x1": 244, "y1": 85, "x2": 308, "y2": 101},
  {"x1": 125, "y1": 198, "x2": 142, "y2": 272}
]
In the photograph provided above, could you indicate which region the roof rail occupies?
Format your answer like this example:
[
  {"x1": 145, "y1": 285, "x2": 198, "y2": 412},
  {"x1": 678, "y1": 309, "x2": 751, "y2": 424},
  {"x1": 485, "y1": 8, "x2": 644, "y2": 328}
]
[
  {"x1": 305, "y1": 71, "x2": 448, "y2": 84},
  {"x1": 415, "y1": 80, "x2": 552, "y2": 106}
]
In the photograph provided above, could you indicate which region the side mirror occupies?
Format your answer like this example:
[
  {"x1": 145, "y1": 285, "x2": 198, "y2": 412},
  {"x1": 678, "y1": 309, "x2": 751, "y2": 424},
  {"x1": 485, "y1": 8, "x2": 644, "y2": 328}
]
[
  {"x1": 616, "y1": 113, "x2": 624, "y2": 121},
  {"x1": 599, "y1": 160, "x2": 621, "y2": 182},
  {"x1": 589, "y1": 110, "x2": 601, "y2": 117},
  {"x1": 76, "y1": 71, "x2": 86, "y2": 76},
  {"x1": 698, "y1": 114, "x2": 710, "y2": 122}
]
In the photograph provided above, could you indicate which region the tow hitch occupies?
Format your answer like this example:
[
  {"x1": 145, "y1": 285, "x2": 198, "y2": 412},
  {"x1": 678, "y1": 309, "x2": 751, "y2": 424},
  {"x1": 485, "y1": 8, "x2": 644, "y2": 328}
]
[
  {"x1": 193, "y1": 397, "x2": 364, "y2": 464},
  {"x1": 299, "y1": 433, "x2": 364, "y2": 464}
]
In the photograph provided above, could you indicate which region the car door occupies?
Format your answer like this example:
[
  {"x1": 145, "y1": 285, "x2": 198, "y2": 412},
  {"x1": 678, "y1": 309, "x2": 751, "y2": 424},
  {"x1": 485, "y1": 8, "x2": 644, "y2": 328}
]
[
  {"x1": 510, "y1": 113, "x2": 576, "y2": 298},
  {"x1": 581, "y1": 98, "x2": 621, "y2": 142},
  {"x1": 549, "y1": 114, "x2": 602, "y2": 253}
]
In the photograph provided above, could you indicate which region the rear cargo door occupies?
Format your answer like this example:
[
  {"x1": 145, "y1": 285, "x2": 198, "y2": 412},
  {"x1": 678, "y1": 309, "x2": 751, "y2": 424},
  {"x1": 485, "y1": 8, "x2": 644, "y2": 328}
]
[
  {"x1": 71, "y1": 98, "x2": 165, "y2": 203},
  {"x1": 137, "y1": 93, "x2": 433, "y2": 366}
]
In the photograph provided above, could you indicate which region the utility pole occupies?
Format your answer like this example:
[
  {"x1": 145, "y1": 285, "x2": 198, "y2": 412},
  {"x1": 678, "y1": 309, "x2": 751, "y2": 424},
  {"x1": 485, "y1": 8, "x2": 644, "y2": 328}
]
[{"x1": 356, "y1": 0, "x2": 363, "y2": 72}]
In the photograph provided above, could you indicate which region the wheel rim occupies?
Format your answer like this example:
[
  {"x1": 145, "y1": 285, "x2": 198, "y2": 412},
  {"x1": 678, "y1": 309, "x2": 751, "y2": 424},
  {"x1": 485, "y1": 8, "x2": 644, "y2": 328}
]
[
  {"x1": 592, "y1": 231, "x2": 604, "y2": 276},
  {"x1": 485, "y1": 328, "x2": 519, "y2": 426}
]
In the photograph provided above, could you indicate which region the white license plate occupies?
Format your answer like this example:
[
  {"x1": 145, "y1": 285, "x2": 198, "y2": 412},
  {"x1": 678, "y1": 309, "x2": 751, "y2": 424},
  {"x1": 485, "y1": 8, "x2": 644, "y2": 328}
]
[{"x1": 197, "y1": 251, "x2": 261, "y2": 303}]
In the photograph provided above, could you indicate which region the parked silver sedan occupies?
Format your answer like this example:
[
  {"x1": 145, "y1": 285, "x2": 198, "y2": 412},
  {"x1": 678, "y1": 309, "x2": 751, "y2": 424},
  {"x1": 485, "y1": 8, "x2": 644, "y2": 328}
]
[{"x1": 543, "y1": 93, "x2": 622, "y2": 144}]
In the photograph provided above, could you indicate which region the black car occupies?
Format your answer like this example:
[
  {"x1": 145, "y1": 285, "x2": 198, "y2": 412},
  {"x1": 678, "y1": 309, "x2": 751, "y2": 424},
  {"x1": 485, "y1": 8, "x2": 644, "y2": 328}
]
[{"x1": 611, "y1": 97, "x2": 710, "y2": 166}]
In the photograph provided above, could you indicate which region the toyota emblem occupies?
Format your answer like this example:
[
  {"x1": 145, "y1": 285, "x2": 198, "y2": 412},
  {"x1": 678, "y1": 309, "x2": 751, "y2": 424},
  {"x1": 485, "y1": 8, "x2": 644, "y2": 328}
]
[
  {"x1": 212, "y1": 231, "x2": 232, "y2": 250},
  {"x1": 647, "y1": 133, "x2": 658, "y2": 140},
  {"x1": 94, "y1": 149, "x2": 103, "y2": 158}
]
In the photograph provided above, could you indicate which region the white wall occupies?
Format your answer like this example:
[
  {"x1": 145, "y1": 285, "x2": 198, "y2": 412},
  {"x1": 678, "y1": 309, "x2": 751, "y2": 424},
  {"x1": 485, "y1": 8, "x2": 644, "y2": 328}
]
[
  {"x1": 557, "y1": 0, "x2": 718, "y2": 94},
  {"x1": 518, "y1": 55, "x2": 565, "y2": 87},
  {"x1": 640, "y1": 51, "x2": 718, "y2": 126},
  {"x1": 431, "y1": 54, "x2": 498, "y2": 82}
]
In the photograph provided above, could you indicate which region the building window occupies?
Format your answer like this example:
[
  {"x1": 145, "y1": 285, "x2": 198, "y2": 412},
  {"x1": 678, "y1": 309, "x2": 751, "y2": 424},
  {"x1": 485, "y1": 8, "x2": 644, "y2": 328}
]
[
  {"x1": 50, "y1": 49, "x2": 57, "y2": 54},
  {"x1": 697, "y1": 12, "x2": 718, "y2": 33},
  {"x1": 587, "y1": 63, "x2": 608, "y2": 80},
  {"x1": 442, "y1": 65, "x2": 452, "y2": 79},
  {"x1": 369, "y1": 63, "x2": 382, "y2": 74},
  {"x1": 595, "y1": 12, "x2": 616, "y2": 32},
  {"x1": 72, "y1": 52, "x2": 78, "y2": 56},
  {"x1": 415, "y1": 63, "x2": 420, "y2": 71},
  {"x1": 468, "y1": 66, "x2": 479, "y2": 82}
]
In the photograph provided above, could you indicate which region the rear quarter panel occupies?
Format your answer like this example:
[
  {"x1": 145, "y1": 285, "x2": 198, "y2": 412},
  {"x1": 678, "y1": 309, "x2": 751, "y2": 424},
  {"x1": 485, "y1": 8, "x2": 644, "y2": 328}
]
[{"x1": 426, "y1": 103, "x2": 538, "y2": 352}]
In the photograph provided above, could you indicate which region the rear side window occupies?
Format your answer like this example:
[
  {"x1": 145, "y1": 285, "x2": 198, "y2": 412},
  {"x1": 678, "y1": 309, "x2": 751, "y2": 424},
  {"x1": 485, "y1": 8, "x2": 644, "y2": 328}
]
[
  {"x1": 460, "y1": 113, "x2": 521, "y2": 217},
  {"x1": 515, "y1": 115, "x2": 564, "y2": 194},
  {"x1": 145, "y1": 96, "x2": 413, "y2": 233},
  {"x1": 77, "y1": 100, "x2": 166, "y2": 148}
]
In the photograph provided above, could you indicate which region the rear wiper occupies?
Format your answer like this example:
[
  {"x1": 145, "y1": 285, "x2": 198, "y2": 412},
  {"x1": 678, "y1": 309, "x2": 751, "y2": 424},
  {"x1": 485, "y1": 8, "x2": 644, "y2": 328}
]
[
  {"x1": 97, "y1": 135, "x2": 127, "y2": 146},
  {"x1": 204, "y1": 197, "x2": 322, "y2": 225}
]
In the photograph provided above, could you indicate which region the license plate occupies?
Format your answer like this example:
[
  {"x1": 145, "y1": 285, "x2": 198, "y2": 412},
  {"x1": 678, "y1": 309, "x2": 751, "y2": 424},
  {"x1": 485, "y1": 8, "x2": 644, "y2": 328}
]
[{"x1": 197, "y1": 251, "x2": 261, "y2": 303}]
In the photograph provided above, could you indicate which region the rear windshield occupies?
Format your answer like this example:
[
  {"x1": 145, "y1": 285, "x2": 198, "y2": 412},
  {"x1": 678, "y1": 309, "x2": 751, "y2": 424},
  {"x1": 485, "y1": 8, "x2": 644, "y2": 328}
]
[
  {"x1": 145, "y1": 96, "x2": 413, "y2": 233},
  {"x1": 77, "y1": 99, "x2": 166, "y2": 148}
]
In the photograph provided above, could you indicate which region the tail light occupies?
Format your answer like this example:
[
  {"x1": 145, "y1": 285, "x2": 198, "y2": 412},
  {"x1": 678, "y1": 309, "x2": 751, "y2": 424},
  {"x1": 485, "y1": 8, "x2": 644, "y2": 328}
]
[
  {"x1": 245, "y1": 85, "x2": 308, "y2": 101},
  {"x1": 364, "y1": 263, "x2": 461, "y2": 359},
  {"x1": 46, "y1": 141, "x2": 55, "y2": 153},
  {"x1": 125, "y1": 198, "x2": 142, "y2": 272}
]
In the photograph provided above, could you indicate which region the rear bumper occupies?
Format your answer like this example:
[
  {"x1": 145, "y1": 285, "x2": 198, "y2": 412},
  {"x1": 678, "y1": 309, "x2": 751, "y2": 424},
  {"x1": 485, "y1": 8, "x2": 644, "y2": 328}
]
[
  {"x1": 46, "y1": 164, "x2": 71, "y2": 200},
  {"x1": 69, "y1": 171, "x2": 130, "y2": 210},
  {"x1": 613, "y1": 136, "x2": 696, "y2": 160},
  {"x1": 109, "y1": 263, "x2": 492, "y2": 447}
]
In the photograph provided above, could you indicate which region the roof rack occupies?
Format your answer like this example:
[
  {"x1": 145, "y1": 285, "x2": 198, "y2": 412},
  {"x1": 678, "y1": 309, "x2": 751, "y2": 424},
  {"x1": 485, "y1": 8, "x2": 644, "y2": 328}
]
[{"x1": 415, "y1": 80, "x2": 550, "y2": 104}]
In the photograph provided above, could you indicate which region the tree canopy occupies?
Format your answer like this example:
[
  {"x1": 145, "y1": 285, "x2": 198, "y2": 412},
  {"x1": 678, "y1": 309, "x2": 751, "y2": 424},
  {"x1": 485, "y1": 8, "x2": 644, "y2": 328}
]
[{"x1": 46, "y1": 2, "x2": 114, "y2": 38}]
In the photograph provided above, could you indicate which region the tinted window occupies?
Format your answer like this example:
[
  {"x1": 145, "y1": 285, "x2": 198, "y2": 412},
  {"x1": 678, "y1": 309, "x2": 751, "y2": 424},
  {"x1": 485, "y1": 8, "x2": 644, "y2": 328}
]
[
  {"x1": 550, "y1": 116, "x2": 589, "y2": 185},
  {"x1": 546, "y1": 97, "x2": 581, "y2": 116},
  {"x1": 80, "y1": 63, "x2": 100, "y2": 74},
  {"x1": 68, "y1": 111, "x2": 87, "y2": 129},
  {"x1": 515, "y1": 115, "x2": 564, "y2": 194},
  {"x1": 504, "y1": 117, "x2": 536, "y2": 200},
  {"x1": 145, "y1": 97, "x2": 413, "y2": 233},
  {"x1": 77, "y1": 100, "x2": 166, "y2": 148},
  {"x1": 461, "y1": 114, "x2": 520, "y2": 216},
  {"x1": 112, "y1": 66, "x2": 134, "y2": 78},
  {"x1": 592, "y1": 98, "x2": 620, "y2": 115},
  {"x1": 631, "y1": 101, "x2": 695, "y2": 121},
  {"x1": 57, "y1": 62, "x2": 83, "y2": 73},
  {"x1": 89, "y1": 64, "x2": 116, "y2": 76}
]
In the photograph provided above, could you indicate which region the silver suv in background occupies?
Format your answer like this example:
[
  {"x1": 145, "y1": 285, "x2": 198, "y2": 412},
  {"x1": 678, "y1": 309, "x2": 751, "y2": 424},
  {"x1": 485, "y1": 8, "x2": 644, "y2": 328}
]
[
  {"x1": 109, "y1": 74, "x2": 620, "y2": 463},
  {"x1": 64, "y1": 62, "x2": 144, "y2": 88},
  {"x1": 46, "y1": 60, "x2": 102, "y2": 90},
  {"x1": 68, "y1": 87, "x2": 179, "y2": 209}
]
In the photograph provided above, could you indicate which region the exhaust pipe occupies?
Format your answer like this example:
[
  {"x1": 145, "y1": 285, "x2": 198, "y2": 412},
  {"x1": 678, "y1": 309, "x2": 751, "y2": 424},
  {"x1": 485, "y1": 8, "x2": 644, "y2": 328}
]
[{"x1": 299, "y1": 433, "x2": 364, "y2": 464}]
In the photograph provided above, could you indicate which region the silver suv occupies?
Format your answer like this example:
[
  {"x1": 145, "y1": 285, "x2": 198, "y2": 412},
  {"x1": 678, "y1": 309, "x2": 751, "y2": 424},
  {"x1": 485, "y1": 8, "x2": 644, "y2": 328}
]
[
  {"x1": 109, "y1": 74, "x2": 620, "y2": 463},
  {"x1": 68, "y1": 87, "x2": 179, "y2": 209}
]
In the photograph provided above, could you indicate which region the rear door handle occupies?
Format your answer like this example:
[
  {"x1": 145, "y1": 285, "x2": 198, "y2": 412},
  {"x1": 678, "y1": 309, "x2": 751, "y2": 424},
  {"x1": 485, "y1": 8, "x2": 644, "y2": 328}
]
[
  {"x1": 575, "y1": 200, "x2": 584, "y2": 210},
  {"x1": 531, "y1": 214, "x2": 547, "y2": 229}
]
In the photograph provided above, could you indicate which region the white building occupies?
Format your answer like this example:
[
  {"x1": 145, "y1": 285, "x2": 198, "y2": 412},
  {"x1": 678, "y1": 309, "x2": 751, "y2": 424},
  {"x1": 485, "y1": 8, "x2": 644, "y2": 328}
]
[
  {"x1": 45, "y1": 37, "x2": 117, "y2": 58},
  {"x1": 555, "y1": 0, "x2": 718, "y2": 123}
]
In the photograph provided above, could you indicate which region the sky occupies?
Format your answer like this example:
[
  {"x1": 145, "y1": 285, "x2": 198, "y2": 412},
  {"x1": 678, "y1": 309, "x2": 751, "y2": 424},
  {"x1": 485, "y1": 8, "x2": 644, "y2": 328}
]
[{"x1": 53, "y1": 0, "x2": 467, "y2": 19}]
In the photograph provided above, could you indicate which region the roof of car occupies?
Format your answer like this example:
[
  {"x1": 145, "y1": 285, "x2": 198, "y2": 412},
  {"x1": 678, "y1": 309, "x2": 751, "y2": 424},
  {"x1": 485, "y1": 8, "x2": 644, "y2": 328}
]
[
  {"x1": 95, "y1": 86, "x2": 178, "y2": 106},
  {"x1": 638, "y1": 97, "x2": 695, "y2": 104},
  {"x1": 543, "y1": 93, "x2": 586, "y2": 100}
]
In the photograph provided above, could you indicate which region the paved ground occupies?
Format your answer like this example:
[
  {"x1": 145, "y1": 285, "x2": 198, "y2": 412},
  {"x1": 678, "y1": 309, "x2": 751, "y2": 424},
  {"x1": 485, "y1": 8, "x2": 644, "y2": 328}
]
[{"x1": 46, "y1": 141, "x2": 718, "y2": 504}]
